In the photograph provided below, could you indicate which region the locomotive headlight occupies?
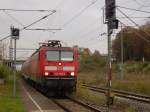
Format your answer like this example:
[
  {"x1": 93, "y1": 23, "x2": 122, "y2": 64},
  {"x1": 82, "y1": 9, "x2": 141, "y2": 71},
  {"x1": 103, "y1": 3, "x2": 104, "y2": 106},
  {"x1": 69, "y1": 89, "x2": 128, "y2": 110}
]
[
  {"x1": 45, "y1": 72, "x2": 49, "y2": 76},
  {"x1": 70, "y1": 72, "x2": 75, "y2": 76}
]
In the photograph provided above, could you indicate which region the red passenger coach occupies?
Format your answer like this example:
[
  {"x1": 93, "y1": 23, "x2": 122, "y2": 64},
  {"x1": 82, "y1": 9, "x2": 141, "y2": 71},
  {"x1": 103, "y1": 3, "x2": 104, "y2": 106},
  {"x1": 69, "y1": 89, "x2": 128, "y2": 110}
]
[{"x1": 22, "y1": 40, "x2": 78, "y2": 94}]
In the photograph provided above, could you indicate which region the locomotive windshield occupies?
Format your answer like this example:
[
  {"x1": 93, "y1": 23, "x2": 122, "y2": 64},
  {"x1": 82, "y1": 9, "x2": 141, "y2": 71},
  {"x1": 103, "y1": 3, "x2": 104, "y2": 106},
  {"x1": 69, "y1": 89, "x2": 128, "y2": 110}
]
[
  {"x1": 46, "y1": 50, "x2": 73, "y2": 61},
  {"x1": 46, "y1": 51, "x2": 59, "y2": 61}
]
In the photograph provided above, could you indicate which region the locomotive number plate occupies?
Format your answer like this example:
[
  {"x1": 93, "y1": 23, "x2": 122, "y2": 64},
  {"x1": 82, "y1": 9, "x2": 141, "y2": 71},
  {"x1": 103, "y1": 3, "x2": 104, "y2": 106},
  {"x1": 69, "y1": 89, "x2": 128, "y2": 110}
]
[{"x1": 57, "y1": 66, "x2": 63, "y2": 70}]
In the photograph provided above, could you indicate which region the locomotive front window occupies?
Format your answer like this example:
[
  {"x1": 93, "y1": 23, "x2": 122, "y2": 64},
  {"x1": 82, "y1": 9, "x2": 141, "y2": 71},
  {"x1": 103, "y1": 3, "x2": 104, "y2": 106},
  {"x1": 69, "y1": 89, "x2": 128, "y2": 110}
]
[
  {"x1": 46, "y1": 50, "x2": 73, "y2": 61},
  {"x1": 46, "y1": 51, "x2": 59, "y2": 61},
  {"x1": 61, "y1": 51, "x2": 73, "y2": 61}
]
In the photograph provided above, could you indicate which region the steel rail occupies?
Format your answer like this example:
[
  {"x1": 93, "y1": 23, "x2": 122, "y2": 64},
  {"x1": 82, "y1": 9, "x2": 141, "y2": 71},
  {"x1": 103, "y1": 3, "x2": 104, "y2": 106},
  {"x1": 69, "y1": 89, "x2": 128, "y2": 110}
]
[
  {"x1": 67, "y1": 96, "x2": 102, "y2": 112},
  {"x1": 83, "y1": 85, "x2": 150, "y2": 104},
  {"x1": 52, "y1": 99, "x2": 72, "y2": 112},
  {"x1": 52, "y1": 96, "x2": 102, "y2": 112}
]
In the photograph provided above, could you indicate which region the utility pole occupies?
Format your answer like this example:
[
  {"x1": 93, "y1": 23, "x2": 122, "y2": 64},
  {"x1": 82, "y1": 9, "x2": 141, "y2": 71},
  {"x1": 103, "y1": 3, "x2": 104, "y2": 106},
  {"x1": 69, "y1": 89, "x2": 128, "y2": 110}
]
[
  {"x1": 107, "y1": 22, "x2": 112, "y2": 112},
  {"x1": 0, "y1": 42, "x2": 3, "y2": 62},
  {"x1": 2, "y1": 43, "x2": 5, "y2": 61},
  {"x1": 120, "y1": 22, "x2": 124, "y2": 80},
  {"x1": 0, "y1": 42, "x2": 2, "y2": 61},
  {"x1": 13, "y1": 38, "x2": 17, "y2": 97},
  {"x1": 105, "y1": 0, "x2": 118, "y2": 111},
  {"x1": 11, "y1": 26, "x2": 20, "y2": 97},
  {"x1": 9, "y1": 30, "x2": 13, "y2": 67}
]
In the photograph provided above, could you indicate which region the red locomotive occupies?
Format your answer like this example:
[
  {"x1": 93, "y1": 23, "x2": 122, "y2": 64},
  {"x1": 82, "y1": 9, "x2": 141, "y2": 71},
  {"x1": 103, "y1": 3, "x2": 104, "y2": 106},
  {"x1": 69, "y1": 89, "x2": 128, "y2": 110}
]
[{"x1": 22, "y1": 40, "x2": 78, "y2": 95}]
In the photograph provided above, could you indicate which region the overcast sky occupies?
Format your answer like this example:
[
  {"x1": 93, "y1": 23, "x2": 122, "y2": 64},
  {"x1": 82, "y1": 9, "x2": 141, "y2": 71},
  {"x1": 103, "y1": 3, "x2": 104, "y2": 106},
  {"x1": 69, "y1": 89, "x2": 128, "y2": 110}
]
[{"x1": 0, "y1": 0, "x2": 150, "y2": 59}]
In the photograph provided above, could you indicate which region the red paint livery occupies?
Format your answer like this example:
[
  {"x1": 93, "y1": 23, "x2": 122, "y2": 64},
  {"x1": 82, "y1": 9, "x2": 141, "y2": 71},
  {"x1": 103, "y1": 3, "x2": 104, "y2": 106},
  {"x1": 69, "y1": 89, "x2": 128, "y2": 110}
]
[{"x1": 22, "y1": 40, "x2": 78, "y2": 94}]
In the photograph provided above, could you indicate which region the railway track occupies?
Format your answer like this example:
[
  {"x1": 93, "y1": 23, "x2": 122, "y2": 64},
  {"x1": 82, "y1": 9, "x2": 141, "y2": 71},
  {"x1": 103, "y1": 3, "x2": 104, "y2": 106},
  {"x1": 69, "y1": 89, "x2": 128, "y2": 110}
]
[
  {"x1": 83, "y1": 84, "x2": 150, "y2": 104},
  {"x1": 52, "y1": 96, "x2": 102, "y2": 112},
  {"x1": 22, "y1": 79, "x2": 104, "y2": 112}
]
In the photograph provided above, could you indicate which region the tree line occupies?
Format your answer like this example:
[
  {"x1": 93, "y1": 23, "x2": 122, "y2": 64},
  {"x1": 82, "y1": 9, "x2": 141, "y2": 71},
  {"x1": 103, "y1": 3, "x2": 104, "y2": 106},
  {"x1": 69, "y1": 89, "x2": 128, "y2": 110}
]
[{"x1": 112, "y1": 22, "x2": 150, "y2": 61}]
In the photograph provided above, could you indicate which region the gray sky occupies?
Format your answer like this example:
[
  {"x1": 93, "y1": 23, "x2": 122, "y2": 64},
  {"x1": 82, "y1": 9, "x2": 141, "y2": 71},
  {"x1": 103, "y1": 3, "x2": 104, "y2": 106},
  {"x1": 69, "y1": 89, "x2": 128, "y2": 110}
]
[{"x1": 0, "y1": 0, "x2": 150, "y2": 59}]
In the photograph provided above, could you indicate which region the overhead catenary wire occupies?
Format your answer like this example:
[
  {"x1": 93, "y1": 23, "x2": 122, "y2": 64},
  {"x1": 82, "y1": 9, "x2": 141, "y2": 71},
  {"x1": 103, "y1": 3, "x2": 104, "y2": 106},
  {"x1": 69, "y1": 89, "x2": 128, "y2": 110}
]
[
  {"x1": 13, "y1": 48, "x2": 37, "y2": 51},
  {"x1": 51, "y1": 0, "x2": 103, "y2": 47},
  {"x1": 0, "y1": 8, "x2": 55, "y2": 12},
  {"x1": 133, "y1": 0, "x2": 150, "y2": 7},
  {"x1": 16, "y1": 57, "x2": 29, "y2": 60},
  {"x1": 117, "y1": 7, "x2": 150, "y2": 35},
  {"x1": 52, "y1": 0, "x2": 99, "y2": 35},
  {"x1": 117, "y1": 8, "x2": 150, "y2": 43},
  {"x1": 117, "y1": 16, "x2": 150, "y2": 19},
  {"x1": 0, "y1": 10, "x2": 56, "y2": 41},
  {"x1": 22, "y1": 10, "x2": 56, "y2": 30},
  {"x1": 119, "y1": 20, "x2": 150, "y2": 44},
  {"x1": 61, "y1": 0, "x2": 99, "y2": 28},
  {"x1": 25, "y1": 28, "x2": 61, "y2": 31},
  {"x1": 41, "y1": 0, "x2": 101, "y2": 45},
  {"x1": 3, "y1": 10, "x2": 25, "y2": 27},
  {"x1": 117, "y1": 5, "x2": 150, "y2": 14},
  {"x1": 74, "y1": 26, "x2": 101, "y2": 42},
  {"x1": 127, "y1": 5, "x2": 145, "y2": 17},
  {"x1": 62, "y1": 2, "x2": 105, "y2": 43},
  {"x1": 0, "y1": 35, "x2": 11, "y2": 42}
]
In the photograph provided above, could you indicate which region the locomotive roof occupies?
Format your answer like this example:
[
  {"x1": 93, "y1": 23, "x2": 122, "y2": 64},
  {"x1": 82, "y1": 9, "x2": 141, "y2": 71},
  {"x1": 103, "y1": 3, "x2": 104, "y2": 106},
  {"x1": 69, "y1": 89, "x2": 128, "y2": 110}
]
[
  {"x1": 41, "y1": 46, "x2": 71, "y2": 48},
  {"x1": 40, "y1": 46, "x2": 73, "y2": 49},
  {"x1": 31, "y1": 46, "x2": 75, "y2": 57}
]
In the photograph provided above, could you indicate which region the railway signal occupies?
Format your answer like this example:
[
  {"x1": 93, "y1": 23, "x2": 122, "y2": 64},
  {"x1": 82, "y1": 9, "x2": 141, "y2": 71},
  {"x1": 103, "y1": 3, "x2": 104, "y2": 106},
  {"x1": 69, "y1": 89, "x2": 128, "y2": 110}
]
[
  {"x1": 11, "y1": 27, "x2": 20, "y2": 39},
  {"x1": 105, "y1": 0, "x2": 116, "y2": 20},
  {"x1": 105, "y1": 0, "x2": 118, "y2": 111},
  {"x1": 108, "y1": 19, "x2": 119, "y2": 29},
  {"x1": 105, "y1": 0, "x2": 118, "y2": 29},
  {"x1": 10, "y1": 26, "x2": 20, "y2": 97}
]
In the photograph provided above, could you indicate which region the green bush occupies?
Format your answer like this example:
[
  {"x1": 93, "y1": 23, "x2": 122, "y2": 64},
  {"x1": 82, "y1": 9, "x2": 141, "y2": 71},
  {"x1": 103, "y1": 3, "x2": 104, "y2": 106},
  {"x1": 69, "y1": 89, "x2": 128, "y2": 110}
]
[
  {"x1": 0, "y1": 64, "x2": 13, "y2": 81},
  {"x1": 143, "y1": 64, "x2": 150, "y2": 73},
  {"x1": 142, "y1": 62, "x2": 149, "y2": 68},
  {"x1": 124, "y1": 62, "x2": 150, "y2": 74},
  {"x1": 79, "y1": 56, "x2": 107, "y2": 72},
  {"x1": 0, "y1": 66, "x2": 4, "y2": 78}
]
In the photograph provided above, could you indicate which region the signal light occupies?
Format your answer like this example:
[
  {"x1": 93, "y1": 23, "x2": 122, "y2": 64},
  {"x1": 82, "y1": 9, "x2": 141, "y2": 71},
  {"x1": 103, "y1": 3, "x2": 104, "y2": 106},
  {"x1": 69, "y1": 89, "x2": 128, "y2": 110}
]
[
  {"x1": 109, "y1": 19, "x2": 119, "y2": 29},
  {"x1": 105, "y1": 0, "x2": 116, "y2": 20},
  {"x1": 11, "y1": 28, "x2": 20, "y2": 36},
  {"x1": 11, "y1": 27, "x2": 20, "y2": 39}
]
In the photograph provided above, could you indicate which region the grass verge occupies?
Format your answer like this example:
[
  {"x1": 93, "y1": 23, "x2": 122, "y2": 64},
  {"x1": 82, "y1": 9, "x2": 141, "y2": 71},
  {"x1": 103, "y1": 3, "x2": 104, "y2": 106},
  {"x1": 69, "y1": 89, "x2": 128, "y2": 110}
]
[
  {"x1": 73, "y1": 81, "x2": 105, "y2": 105},
  {"x1": 0, "y1": 65, "x2": 26, "y2": 112}
]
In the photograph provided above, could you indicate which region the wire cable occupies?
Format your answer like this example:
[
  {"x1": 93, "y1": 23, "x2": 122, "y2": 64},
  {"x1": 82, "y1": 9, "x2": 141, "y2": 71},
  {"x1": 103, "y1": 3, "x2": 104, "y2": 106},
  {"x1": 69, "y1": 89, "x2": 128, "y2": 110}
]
[
  {"x1": 117, "y1": 5, "x2": 150, "y2": 14},
  {"x1": 61, "y1": 0, "x2": 99, "y2": 28},
  {"x1": 117, "y1": 16, "x2": 150, "y2": 19},
  {"x1": 22, "y1": 10, "x2": 56, "y2": 30},
  {"x1": 119, "y1": 20, "x2": 150, "y2": 44},
  {"x1": 25, "y1": 28, "x2": 61, "y2": 32},
  {"x1": 13, "y1": 48, "x2": 36, "y2": 51},
  {"x1": 117, "y1": 8, "x2": 150, "y2": 43},
  {"x1": 133, "y1": 0, "x2": 150, "y2": 7},
  {"x1": 118, "y1": 19, "x2": 150, "y2": 43},
  {"x1": 52, "y1": 0, "x2": 99, "y2": 35},
  {"x1": 0, "y1": 10, "x2": 56, "y2": 41},
  {"x1": 3, "y1": 10, "x2": 25, "y2": 27},
  {"x1": 0, "y1": 9, "x2": 55, "y2": 12}
]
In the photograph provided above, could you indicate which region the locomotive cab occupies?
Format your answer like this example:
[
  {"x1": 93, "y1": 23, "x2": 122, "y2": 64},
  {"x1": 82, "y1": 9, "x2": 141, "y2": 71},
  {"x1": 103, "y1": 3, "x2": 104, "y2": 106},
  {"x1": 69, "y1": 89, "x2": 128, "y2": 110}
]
[
  {"x1": 22, "y1": 40, "x2": 78, "y2": 95},
  {"x1": 39, "y1": 40, "x2": 78, "y2": 94}
]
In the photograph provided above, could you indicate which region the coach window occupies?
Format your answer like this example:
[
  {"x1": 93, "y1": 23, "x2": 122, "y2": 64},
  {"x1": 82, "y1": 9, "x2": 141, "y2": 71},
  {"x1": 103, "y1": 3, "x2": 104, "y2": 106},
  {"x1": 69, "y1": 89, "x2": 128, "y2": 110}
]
[
  {"x1": 61, "y1": 51, "x2": 73, "y2": 61},
  {"x1": 46, "y1": 51, "x2": 59, "y2": 61}
]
